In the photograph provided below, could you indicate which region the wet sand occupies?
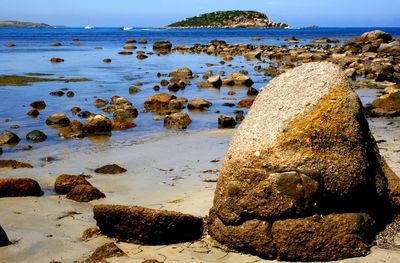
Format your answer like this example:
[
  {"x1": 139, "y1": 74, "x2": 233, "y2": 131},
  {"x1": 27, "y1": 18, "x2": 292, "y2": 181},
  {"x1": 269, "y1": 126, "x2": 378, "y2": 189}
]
[{"x1": 0, "y1": 117, "x2": 400, "y2": 263}]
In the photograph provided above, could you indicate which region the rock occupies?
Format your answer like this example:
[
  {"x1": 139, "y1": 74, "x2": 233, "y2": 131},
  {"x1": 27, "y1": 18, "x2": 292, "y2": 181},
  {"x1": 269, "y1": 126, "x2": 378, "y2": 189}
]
[
  {"x1": 66, "y1": 91, "x2": 75, "y2": 97},
  {"x1": 82, "y1": 115, "x2": 112, "y2": 134},
  {"x1": 137, "y1": 54, "x2": 148, "y2": 60},
  {"x1": 30, "y1": 100, "x2": 46, "y2": 109},
  {"x1": 272, "y1": 213, "x2": 372, "y2": 261},
  {"x1": 235, "y1": 110, "x2": 245, "y2": 123},
  {"x1": 144, "y1": 93, "x2": 176, "y2": 113},
  {"x1": 153, "y1": 41, "x2": 172, "y2": 51},
  {"x1": 164, "y1": 112, "x2": 192, "y2": 129},
  {"x1": 54, "y1": 174, "x2": 91, "y2": 195},
  {"x1": 71, "y1": 107, "x2": 81, "y2": 115},
  {"x1": 6, "y1": 43, "x2": 15, "y2": 47},
  {"x1": 218, "y1": 115, "x2": 237, "y2": 128},
  {"x1": 138, "y1": 38, "x2": 148, "y2": 44},
  {"x1": 118, "y1": 51, "x2": 133, "y2": 55},
  {"x1": 168, "y1": 97, "x2": 187, "y2": 110},
  {"x1": 85, "y1": 242, "x2": 127, "y2": 263},
  {"x1": 160, "y1": 79, "x2": 169, "y2": 86},
  {"x1": 50, "y1": 90, "x2": 64, "y2": 96},
  {"x1": 103, "y1": 58, "x2": 112, "y2": 63},
  {"x1": 244, "y1": 51, "x2": 262, "y2": 60},
  {"x1": 94, "y1": 99, "x2": 109, "y2": 108},
  {"x1": 208, "y1": 62, "x2": 400, "y2": 261},
  {"x1": 111, "y1": 121, "x2": 136, "y2": 131},
  {"x1": 247, "y1": 87, "x2": 259, "y2": 96},
  {"x1": 237, "y1": 99, "x2": 255, "y2": 108},
  {"x1": 208, "y1": 75, "x2": 222, "y2": 88},
  {"x1": 95, "y1": 164, "x2": 127, "y2": 174},
  {"x1": 287, "y1": 36, "x2": 300, "y2": 43},
  {"x1": 359, "y1": 30, "x2": 392, "y2": 43},
  {"x1": 169, "y1": 68, "x2": 193, "y2": 79},
  {"x1": 0, "y1": 160, "x2": 33, "y2": 169},
  {"x1": 371, "y1": 92, "x2": 400, "y2": 116},
  {"x1": 113, "y1": 108, "x2": 138, "y2": 122},
  {"x1": 93, "y1": 205, "x2": 204, "y2": 244},
  {"x1": 51, "y1": 42, "x2": 62, "y2": 46},
  {"x1": 0, "y1": 225, "x2": 11, "y2": 247},
  {"x1": 229, "y1": 72, "x2": 254, "y2": 86},
  {"x1": 46, "y1": 113, "x2": 70, "y2": 126},
  {"x1": 82, "y1": 227, "x2": 101, "y2": 241},
  {"x1": 187, "y1": 98, "x2": 212, "y2": 110},
  {"x1": 126, "y1": 39, "x2": 136, "y2": 43},
  {"x1": 59, "y1": 121, "x2": 84, "y2": 139},
  {"x1": 142, "y1": 260, "x2": 162, "y2": 263},
  {"x1": 50, "y1": 57, "x2": 64, "y2": 63},
  {"x1": 66, "y1": 184, "x2": 105, "y2": 202},
  {"x1": 0, "y1": 130, "x2": 20, "y2": 145},
  {"x1": 153, "y1": 85, "x2": 160, "y2": 91},
  {"x1": 123, "y1": 44, "x2": 137, "y2": 50},
  {"x1": 26, "y1": 130, "x2": 47, "y2": 142},
  {"x1": 0, "y1": 178, "x2": 43, "y2": 197},
  {"x1": 167, "y1": 82, "x2": 182, "y2": 92}
]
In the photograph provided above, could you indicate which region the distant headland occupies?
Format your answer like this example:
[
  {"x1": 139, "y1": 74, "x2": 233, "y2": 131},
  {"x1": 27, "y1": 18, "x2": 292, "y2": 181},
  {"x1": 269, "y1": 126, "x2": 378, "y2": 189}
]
[
  {"x1": 0, "y1": 21, "x2": 51, "y2": 28},
  {"x1": 167, "y1": 10, "x2": 288, "y2": 29}
]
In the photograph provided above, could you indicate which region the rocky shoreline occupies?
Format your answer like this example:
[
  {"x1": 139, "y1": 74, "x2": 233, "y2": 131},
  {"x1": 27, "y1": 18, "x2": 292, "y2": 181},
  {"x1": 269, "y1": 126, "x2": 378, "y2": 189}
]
[
  {"x1": 0, "y1": 29, "x2": 400, "y2": 262},
  {"x1": 0, "y1": 21, "x2": 51, "y2": 28}
]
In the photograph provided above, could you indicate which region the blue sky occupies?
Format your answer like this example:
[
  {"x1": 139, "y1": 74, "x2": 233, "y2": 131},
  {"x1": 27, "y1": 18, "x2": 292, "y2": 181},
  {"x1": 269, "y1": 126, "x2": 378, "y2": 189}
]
[{"x1": 0, "y1": 0, "x2": 399, "y2": 27}]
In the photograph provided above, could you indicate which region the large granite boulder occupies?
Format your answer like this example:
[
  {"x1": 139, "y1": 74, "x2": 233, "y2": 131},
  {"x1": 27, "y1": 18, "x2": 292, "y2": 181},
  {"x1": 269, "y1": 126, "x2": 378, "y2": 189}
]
[
  {"x1": 208, "y1": 62, "x2": 400, "y2": 261},
  {"x1": 93, "y1": 205, "x2": 204, "y2": 245}
]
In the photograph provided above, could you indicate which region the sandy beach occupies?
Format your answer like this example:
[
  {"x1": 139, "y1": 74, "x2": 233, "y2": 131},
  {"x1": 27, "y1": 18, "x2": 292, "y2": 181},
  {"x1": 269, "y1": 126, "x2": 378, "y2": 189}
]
[{"x1": 0, "y1": 115, "x2": 399, "y2": 262}]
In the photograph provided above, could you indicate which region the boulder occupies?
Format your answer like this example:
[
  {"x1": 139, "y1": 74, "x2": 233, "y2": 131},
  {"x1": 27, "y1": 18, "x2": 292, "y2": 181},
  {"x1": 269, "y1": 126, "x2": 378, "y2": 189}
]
[
  {"x1": 370, "y1": 92, "x2": 400, "y2": 116},
  {"x1": 82, "y1": 115, "x2": 112, "y2": 134},
  {"x1": 144, "y1": 93, "x2": 176, "y2": 113},
  {"x1": 359, "y1": 30, "x2": 392, "y2": 43},
  {"x1": 66, "y1": 184, "x2": 105, "y2": 202},
  {"x1": 0, "y1": 225, "x2": 11, "y2": 247},
  {"x1": 208, "y1": 75, "x2": 222, "y2": 88},
  {"x1": 229, "y1": 72, "x2": 254, "y2": 86},
  {"x1": 59, "y1": 120, "x2": 84, "y2": 139},
  {"x1": 218, "y1": 115, "x2": 237, "y2": 128},
  {"x1": 187, "y1": 98, "x2": 212, "y2": 110},
  {"x1": 169, "y1": 68, "x2": 193, "y2": 79},
  {"x1": 93, "y1": 205, "x2": 204, "y2": 245},
  {"x1": 0, "y1": 178, "x2": 43, "y2": 198},
  {"x1": 208, "y1": 62, "x2": 400, "y2": 261},
  {"x1": 54, "y1": 174, "x2": 91, "y2": 195},
  {"x1": 247, "y1": 87, "x2": 259, "y2": 96},
  {"x1": 30, "y1": 100, "x2": 46, "y2": 109},
  {"x1": 164, "y1": 112, "x2": 192, "y2": 129},
  {"x1": 153, "y1": 41, "x2": 172, "y2": 51},
  {"x1": 95, "y1": 164, "x2": 127, "y2": 174},
  {"x1": 0, "y1": 160, "x2": 33, "y2": 169},
  {"x1": 26, "y1": 130, "x2": 47, "y2": 142},
  {"x1": 237, "y1": 99, "x2": 255, "y2": 108},
  {"x1": 244, "y1": 51, "x2": 262, "y2": 60},
  {"x1": 46, "y1": 113, "x2": 70, "y2": 126},
  {"x1": 85, "y1": 242, "x2": 127, "y2": 263},
  {"x1": 0, "y1": 130, "x2": 20, "y2": 145}
]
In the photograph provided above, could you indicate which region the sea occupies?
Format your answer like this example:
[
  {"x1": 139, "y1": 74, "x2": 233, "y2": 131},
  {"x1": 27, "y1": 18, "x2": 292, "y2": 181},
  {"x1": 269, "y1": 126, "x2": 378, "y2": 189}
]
[{"x1": 1, "y1": 27, "x2": 400, "y2": 159}]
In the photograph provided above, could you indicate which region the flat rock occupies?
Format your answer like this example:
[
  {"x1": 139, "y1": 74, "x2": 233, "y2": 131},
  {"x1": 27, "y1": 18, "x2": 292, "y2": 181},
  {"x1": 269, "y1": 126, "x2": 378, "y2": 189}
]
[
  {"x1": 94, "y1": 164, "x2": 127, "y2": 174},
  {"x1": 85, "y1": 242, "x2": 127, "y2": 263},
  {"x1": 0, "y1": 178, "x2": 43, "y2": 198},
  {"x1": 93, "y1": 205, "x2": 204, "y2": 245}
]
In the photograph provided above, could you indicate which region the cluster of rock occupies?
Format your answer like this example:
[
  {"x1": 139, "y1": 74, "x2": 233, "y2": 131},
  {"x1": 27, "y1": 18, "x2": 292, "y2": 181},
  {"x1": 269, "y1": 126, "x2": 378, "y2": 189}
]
[
  {"x1": 54, "y1": 174, "x2": 105, "y2": 202},
  {"x1": 207, "y1": 62, "x2": 400, "y2": 261}
]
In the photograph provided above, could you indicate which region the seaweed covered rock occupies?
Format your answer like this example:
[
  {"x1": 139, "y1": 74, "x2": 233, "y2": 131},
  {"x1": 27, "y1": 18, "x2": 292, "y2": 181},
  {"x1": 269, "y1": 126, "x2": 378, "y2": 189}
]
[
  {"x1": 208, "y1": 62, "x2": 400, "y2": 261},
  {"x1": 0, "y1": 178, "x2": 43, "y2": 198},
  {"x1": 93, "y1": 205, "x2": 204, "y2": 245}
]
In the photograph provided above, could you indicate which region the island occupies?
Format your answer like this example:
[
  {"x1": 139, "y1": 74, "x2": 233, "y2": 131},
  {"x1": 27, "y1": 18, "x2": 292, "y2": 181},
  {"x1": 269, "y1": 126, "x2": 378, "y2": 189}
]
[
  {"x1": 167, "y1": 10, "x2": 288, "y2": 29},
  {"x1": 0, "y1": 21, "x2": 51, "y2": 28}
]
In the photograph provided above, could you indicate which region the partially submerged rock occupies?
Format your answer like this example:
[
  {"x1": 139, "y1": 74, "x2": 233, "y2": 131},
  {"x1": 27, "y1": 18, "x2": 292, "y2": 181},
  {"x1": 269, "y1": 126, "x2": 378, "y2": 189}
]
[
  {"x1": 187, "y1": 98, "x2": 212, "y2": 110},
  {"x1": 93, "y1": 205, "x2": 204, "y2": 245},
  {"x1": 0, "y1": 225, "x2": 11, "y2": 247},
  {"x1": 0, "y1": 130, "x2": 20, "y2": 145},
  {"x1": 208, "y1": 62, "x2": 400, "y2": 261},
  {"x1": 82, "y1": 115, "x2": 112, "y2": 135},
  {"x1": 0, "y1": 178, "x2": 43, "y2": 197},
  {"x1": 94, "y1": 164, "x2": 127, "y2": 174},
  {"x1": 46, "y1": 113, "x2": 70, "y2": 126},
  {"x1": 26, "y1": 130, "x2": 47, "y2": 142},
  {"x1": 164, "y1": 112, "x2": 192, "y2": 129}
]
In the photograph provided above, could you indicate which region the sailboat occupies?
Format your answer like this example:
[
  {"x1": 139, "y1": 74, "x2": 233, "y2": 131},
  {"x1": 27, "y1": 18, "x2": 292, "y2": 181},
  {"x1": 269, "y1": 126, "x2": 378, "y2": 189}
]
[
  {"x1": 84, "y1": 25, "x2": 93, "y2": 30},
  {"x1": 121, "y1": 26, "x2": 133, "y2": 31}
]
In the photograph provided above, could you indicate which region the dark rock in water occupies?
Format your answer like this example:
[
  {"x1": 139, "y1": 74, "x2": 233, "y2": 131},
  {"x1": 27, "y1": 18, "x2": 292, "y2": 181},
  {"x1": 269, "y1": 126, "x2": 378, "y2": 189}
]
[
  {"x1": 235, "y1": 110, "x2": 245, "y2": 123},
  {"x1": 78, "y1": 111, "x2": 95, "y2": 119},
  {"x1": 30, "y1": 100, "x2": 46, "y2": 109},
  {"x1": 123, "y1": 44, "x2": 137, "y2": 50},
  {"x1": 0, "y1": 160, "x2": 33, "y2": 169},
  {"x1": 70, "y1": 107, "x2": 82, "y2": 115},
  {"x1": 129, "y1": 86, "x2": 142, "y2": 94},
  {"x1": 208, "y1": 75, "x2": 222, "y2": 88},
  {"x1": 54, "y1": 174, "x2": 91, "y2": 195},
  {"x1": 82, "y1": 115, "x2": 112, "y2": 134},
  {"x1": 144, "y1": 93, "x2": 176, "y2": 114},
  {"x1": 95, "y1": 164, "x2": 127, "y2": 174},
  {"x1": 137, "y1": 54, "x2": 148, "y2": 60},
  {"x1": 139, "y1": 38, "x2": 148, "y2": 44},
  {"x1": 247, "y1": 87, "x2": 259, "y2": 96},
  {"x1": 164, "y1": 112, "x2": 192, "y2": 129},
  {"x1": 126, "y1": 39, "x2": 136, "y2": 44},
  {"x1": 59, "y1": 120, "x2": 84, "y2": 139},
  {"x1": 94, "y1": 99, "x2": 108, "y2": 108},
  {"x1": 153, "y1": 85, "x2": 160, "y2": 91},
  {"x1": 111, "y1": 121, "x2": 136, "y2": 131},
  {"x1": 153, "y1": 41, "x2": 172, "y2": 51},
  {"x1": 237, "y1": 99, "x2": 255, "y2": 108},
  {"x1": 66, "y1": 91, "x2": 75, "y2": 97},
  {"x1": 103, "y1": 58, "x2": 112, "y2": 63},
  {"x1": 0, "y1": 130, "x2": 20, "y2": 145},
  {"x1": 169, "y1": 67, "x2": 193, "y2": 79},
  {"x1": 50, "y1": 90, "x2": 65, "y2": 96},
  {"x1": 51, "y1": 42, "x2": 62, "y2": 46},
  {"x1": 26, "y1": 130, "x2": 47, "y2": 142},
  {"x1": 0, "y1": 178, "x2": 43, "y2": 197},
  {"x1": 167, "y1": 82, "x2": 182, "y2": 92},
  {"x1": 66, "y1": 184, "x2": 105, "y2": 202},
  {"x1": 222, "y1": 102, "x2": 235, "y2": 107},
  {"x1": 85, "y1": 242, "x2": 127, "y2": 263},
  {"x1": 208, "y1": 62, "x2": 400, "y2": 261},
  {"x1": 93, "y1": 205, "x2": 204, "y2": 245},
  {"x1": 27, "y1": 109, "x2": 39, "y2": 117},
  {"x1": 0, "y1": 225, "x2": 11, "y2": 247},
  {"x1": 187, "y1": 98, "x2": 212, "y2": 110},
  {"x1": 118, "y1": 51, "x2": 133, "y2": 55},
  {"x1": 46, "y1": 113, "x2": 70, "y2": 126},
  {"x1": 272, "y1": 213, "x2": 372, "y2": 261},
  {"x1": 218, "y1": 115, "x2": 237, "y2": 128},
  {"x1": 50, "y1": 57, "x2": 64, "y2": 63}
]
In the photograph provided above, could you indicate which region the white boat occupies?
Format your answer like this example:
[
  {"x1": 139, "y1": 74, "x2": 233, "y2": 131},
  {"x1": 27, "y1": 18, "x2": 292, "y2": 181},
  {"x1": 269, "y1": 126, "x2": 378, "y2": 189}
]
[
  {"x1": 84, "y1": 25, "x2": 93, "y2": 30},
  {"x1": 121, "y1": 27, "x2": 133, "y2": 31}
]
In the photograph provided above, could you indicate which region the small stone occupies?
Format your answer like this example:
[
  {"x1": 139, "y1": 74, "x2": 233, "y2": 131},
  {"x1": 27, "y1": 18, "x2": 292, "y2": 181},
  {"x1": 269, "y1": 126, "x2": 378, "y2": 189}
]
[
  {"x1": 50, "y1": 57, "x2": 64, "y2": 63},
  {"x1": 82, "y1": 227, "x2": 101, "y2": 241},
  {"x1": 103, "y1": 58, "x2": 112, "y2": 63},
  {"x1": 27, "y1": 109, "x2": 39, "y2": 117},
  {"x1": 95, "y1": 164, "x2": 127, "y2": 174},
  {"x1": 26, "y1": 130, "x2": 47, "y2": 142}
]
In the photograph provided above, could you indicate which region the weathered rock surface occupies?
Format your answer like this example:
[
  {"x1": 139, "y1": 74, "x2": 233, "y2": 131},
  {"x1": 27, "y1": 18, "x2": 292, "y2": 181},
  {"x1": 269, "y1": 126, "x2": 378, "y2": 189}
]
[
  {"x1": 0, "y1": 178, "x2": 43, "y2": 197},
  {"x1": 164, "y1": 112, "x2": 192, "y2": 129},
  {"x1": 85, "y1": 242, "x2": 127, "y2": 263},
  {"x1": 208, "y1": 62, "x2": 400, "y2": 261},
  {"x1": 0, "y1": 225, "x2": 11, "y2": 247},
  {"x1": 153, "y1": 41, "x2": 172, "y2": 51},
  {"x1": 93, "y1": 205, "x2": 204, "y2": 245},
  {"x1": 66, "y1": 184, "x2": 105, "y2": 202},
  {"x1": 54, "y1": 174, "x2": 91, "y2": 195}
]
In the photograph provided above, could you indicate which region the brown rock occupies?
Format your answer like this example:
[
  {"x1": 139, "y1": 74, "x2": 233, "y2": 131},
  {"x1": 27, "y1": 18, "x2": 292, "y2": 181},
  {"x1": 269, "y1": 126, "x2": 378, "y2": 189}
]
[
  {"x1": 153, "y1": 41, "x2": 172, "y2": 51},
  {"x1": 103, "y1": 58, "x2": 112, "y2": 63},
  {"x1": 169, "y1": 67, "x2": 193, "y2": 79},
  {"x1": 371, "y1": 92, "x2": 400, "y2": 116},
  {"x1": 30, "y1": 100, "x2": 46, "y2": 109},
  {"x1": 66, "y1": 184, "x2": 105, "y2": 202},
  {"x1": 70, "y1": 107, "x2": 81, "y2": 115},
  {"x1": 27, "y1": 109, "x2": 39, "y2": 117},
  {"x1": 82, "y1": 115, "x2": 112, "y2": 134},
  {"x1": 187, "y1": 98, "x2": 212, "y2": 110},
  {"x1": 111, "y1": 121, "x2": 136, "y2": 131},
  {"x1": 82, "y1": 227, "x2": 101, "y2": 241},
  {"x1": 208, "y1": 75, "x2": 222, "y2": 88},
  {"x1": 237, "y1": 99, "x2": 255, "y2": 108},
  {"x1": 218, "y1": 115, "x2": 237, "y2": 128},
  {"x1": 46, "y1": 113, "x2": 70, "y2": 126},
  {"x1": 85, "y1": 242, "x2": 127, "y2": 263},
  {"x1": 0, "y1": 178, "x2": 43, "y2": 197},
  {"x1": 95, "y1": 164, "x2": 127, "y2": 174},
  {"x1": 59, "y1": 120, "x2": 84, "y2": 139},
  {"x1": 0, "y1": 225, "x2": 11, "y2": 247},
  {"x1": 144, "y1": 93, "x2": 176, "y2": 112},
  {"x1": 272, "y1": 213, "x2": 373, "y2": 261},
  {"x1": 118, "y1": 51, "x2": 133, "y2": 55},
  {"x1": 138, "y1": 38, "x2": 148, "y2": 44},
  {"x1": 0, "y1": 130, "x2": 20, "y2": 145},
  {"x1": 50, "y1": 57, "x2": 64, "y2": 63},
  {"x1": 0, "y1": 160, "x2": 32, "y2": 169},
  {"x1": 164, "y1": 112, "x2": 192, "y2": 129},
  {"x1": 247, "y1": 87, "x2": 259, "y2": 96},
  {"x1": 54, "y1": 174, "x2": 91, "y2": 195},
  {"x1": 93, "y1": 205, "x2": 204, "y2": 244}
]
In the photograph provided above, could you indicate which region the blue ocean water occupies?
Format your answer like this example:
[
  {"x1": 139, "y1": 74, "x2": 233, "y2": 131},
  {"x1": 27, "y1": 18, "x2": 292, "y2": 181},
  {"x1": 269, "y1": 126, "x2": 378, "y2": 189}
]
[{"x1": 0, "y1": 27, "x2": 399, "y2": 158}]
